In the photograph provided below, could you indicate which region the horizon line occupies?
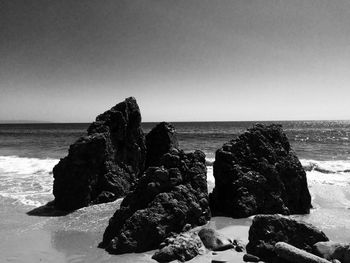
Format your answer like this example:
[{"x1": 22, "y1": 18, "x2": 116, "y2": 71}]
[{"x1": 1, "y1": 119, "x2": 350, "y2": 124}]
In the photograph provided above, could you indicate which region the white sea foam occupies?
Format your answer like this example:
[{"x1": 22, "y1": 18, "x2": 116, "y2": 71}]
[
  {"x1": 207, "y1": 166, "x2": 214, "y2": 182},
  {"x1": 2, "y1": 154, "x2": 350, "y2": 207},
  {"x1": 306, "y1": 170, "x2": 350, "y2": 187},
  {"x1": 300, "y1": 159, "x2": 350, "y2": 187},
  {"x1": 0, "y1": 156, "x2": 59, "y2": 206},
  {"x1": 205, "y1": 158, "x2": 350, "y2": 187},
  {"x1": 0, "y1": 155, "x2": 58, "y2": 175},
  {"x1": 301, "y1": 159, "x2": 350, "y2": 174},
  {"x1": 205, "y1": 157, "x2": 215, "y2": 166}
]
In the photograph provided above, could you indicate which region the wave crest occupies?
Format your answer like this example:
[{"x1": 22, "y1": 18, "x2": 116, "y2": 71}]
[
  {"x1": 301, "y1": 159, "x2": 350, "y2": 174},
  {"x1": 206, "y1": 157, "x2": 215, "y2": 166},
  {"x1": 0, "y1": 156, "x2": 58, "y2": 206}
]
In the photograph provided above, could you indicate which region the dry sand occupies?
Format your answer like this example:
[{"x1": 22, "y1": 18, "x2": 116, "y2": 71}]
[
  {"x1": 2, "y1": 179, "x2": 350, "y2": 263},
  {"x1": 0, "y1": 197, "x2": 251, "y2": 263}
]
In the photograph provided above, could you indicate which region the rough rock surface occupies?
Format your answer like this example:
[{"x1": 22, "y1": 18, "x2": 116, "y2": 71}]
[
  {"x1": 53, "y1": 97, "x2": 146, "y2": 210},
  {"x1": 210, "y1": 124, "x2": 312, "y2": 218},
  {"x1": 246, "y1": 215, "x2": 329, "y2": 263},
  {"x1": 198, "y1": 228, "x2": 234, "y2": 251},
  {"x1": 314, "y1": 241, "x2": 350, "y2": 263},
  {"x1": 152, "y1": 232, "x2": 204, "y2": 262},
  {"x1": 275, "y1": 242, "x2": 331, "y2": 263},
  {"x1": 99, "y1": 148, "x2": 210, "y2": 254},
  {"x1": 145, "y1": 122, "x2": 179, "y2": 168}
]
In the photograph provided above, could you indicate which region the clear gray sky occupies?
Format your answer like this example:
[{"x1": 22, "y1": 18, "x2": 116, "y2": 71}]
[{"x1": 1, "y1": 0, "x2": 350, "y2": 122}]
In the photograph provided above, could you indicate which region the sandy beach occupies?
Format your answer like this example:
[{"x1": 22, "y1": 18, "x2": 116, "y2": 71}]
[
  {"x1": 2, "y1": 0, "x2": 350, "y2": 261},
  {"x1": 2, "y1": 177, "x2": 350, "y2": 263},
  {"x1": 0, "y1": 194, "x2": 251, "y2": 263},
  {"x1": 2, "y1": 121, "x2": 350, "y2": 262}
]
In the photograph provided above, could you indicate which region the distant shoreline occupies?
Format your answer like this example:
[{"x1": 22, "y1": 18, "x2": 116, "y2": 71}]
[
  {"x1": 0, "y1": 120, "x2": 54, "y2": 124},
  {"x1": 1, "y1": 119, "x2": 350, "y2": 125}
]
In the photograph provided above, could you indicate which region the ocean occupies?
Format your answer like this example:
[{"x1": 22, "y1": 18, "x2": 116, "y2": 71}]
[{"x1": 1, "y1": 121, "x2": 350, "y2": 262}]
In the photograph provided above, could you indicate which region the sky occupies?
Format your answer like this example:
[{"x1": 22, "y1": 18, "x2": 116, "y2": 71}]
[{"x1": 1, "y1": 0, "x2": 350, "y2": 122}]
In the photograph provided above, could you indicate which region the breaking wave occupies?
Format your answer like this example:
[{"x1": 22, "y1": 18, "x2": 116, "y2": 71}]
[
  {"x1": 2, "y1": 155, "x2": 350, "y2": 206},
  {"x1": 301, "y1": 159, "x2": 350, "y2": 187},
  {"x1": 301, "y1": 159, "x2": 350, "y2": 174},
  {"x1": 205, "y1": 157, "x2": 350, "y2": 187},
  {"x1": 205, "y1": 157, "x2": 215, "y2": 166},
  {"x1": 0, "y1": 156, "x2": 58, "y2": 206}
]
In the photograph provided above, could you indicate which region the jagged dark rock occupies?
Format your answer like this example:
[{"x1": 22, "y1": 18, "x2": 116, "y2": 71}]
[
  {"x1": 99, "y1": 148, "x2": 210, "y2": 254},
  {"x1": 210, "y1": 124, "x2": 312, "y2": 218},
  {"x1": 152, "y1": 232, "x2": 203, "y2": 262},
  {"x1": 145, "y1": 122, "x2": 179, "y2": 168},
  {"x1": 52, "y1": 97, "x2": 146, "y2": 210},
  {"x1": 246, "y1": 214, "x2": 329, "y2": 263}
]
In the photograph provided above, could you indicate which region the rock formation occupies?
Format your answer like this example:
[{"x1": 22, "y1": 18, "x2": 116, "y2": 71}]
[
  {"x1": 210, "y1": 124, "x2": 312, "y2": 218},
  {"x1": 314, "y1": 241, "x2": 350, "y2": 263},
  {"x1": 198, "y1": 228, "x2": 234, "y2": 251},
  {"x1": 99, "y1": 148, "x2": 210, "y2": 254},
  {"x1": 246, "y1": 214, "x2": 329, "y2": 263},
  {"x1": 53, "y1": 97, "x2": 146, "y2": 210},
  {"x1": 145, "y1": 122, "x2": 179, "y2": 168},
  {"x1": 275, "y1": 242, "x2": 331, "y2": 263},
  {"x1": 152, "y1": 232, "x2": 204, "y2": 262}
]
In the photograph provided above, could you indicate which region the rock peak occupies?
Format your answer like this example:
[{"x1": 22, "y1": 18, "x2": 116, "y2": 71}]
[
  {"x1": 52, "y1": 97, "x2": 146, "y2": 210},
  {"x1": 145, "y1": 121, "x2": 179, "y2": 168}
]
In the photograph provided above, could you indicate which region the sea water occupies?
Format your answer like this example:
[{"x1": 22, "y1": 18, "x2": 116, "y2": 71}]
[{"x1": 1, "y1": 121, "x2": 350, "y2": 262}]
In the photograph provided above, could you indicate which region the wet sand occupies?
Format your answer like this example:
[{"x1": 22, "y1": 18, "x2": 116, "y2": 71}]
[
  {"x1": 0, "y1": 196, "x2": 251, "y2": 263},
  {"x1": 2, "y1": 179, "x2": 350, "y2": 263}
]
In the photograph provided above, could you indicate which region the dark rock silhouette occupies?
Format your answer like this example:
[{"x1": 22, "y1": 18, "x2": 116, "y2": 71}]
[
  {"x1": 246, "y1": 215, "x2": 329, "y2": 263},
  {"x1": 27, "y1": 200, "x2": 71, "y2": 216},
  {"x1": 145, "y1": 122, "x2": 179, "y2": 168},
  {"x1": 210, "y1": 124, "x2": 311, "y2": 218},
  {"x1": 243, "y1": 253, "x2": 260, "y2": 262},
  {"x1": 52, "y1": 97, "x2": 146, "y2": 210},
  {"x1": 152, "y1": 232, "x2": 203, "y2": 262},
  {"x1": 99, "y1": 148, "x2": 210, "y2": 254}
]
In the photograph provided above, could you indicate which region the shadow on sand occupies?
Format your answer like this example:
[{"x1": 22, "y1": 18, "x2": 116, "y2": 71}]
[{"x1": 27, "y1": 201, "x2": 73, "y2": 217}]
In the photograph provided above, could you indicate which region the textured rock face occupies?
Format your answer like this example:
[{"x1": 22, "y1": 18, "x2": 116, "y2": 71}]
[
  {"x1": 152, "y1": 232, "x2": 203, "y2": 262},
  {"x1": 275, "y1": 242, "x2": 331, "y2": 263},
  {"x1": 314, "y1": 241, "x2": 350, "y2": 263},
  {"x1": 145, "y1": 122, "x2": 179, "y2": 168},
  {"x1": 246, "y1": 215, "x2": 329, "y2": 263},
  {"x1": 53, "y1": 97, "x2": 146, "y2": 210},
  {"x1": 198, "y1": 228, "x2": 234, "y2": 251},
  {"x1": 99, "y1": 148, "x2": 210, "y2": 254},
  {"x1": 210, "y1": 124, "x2": 312, "y2": 218}
]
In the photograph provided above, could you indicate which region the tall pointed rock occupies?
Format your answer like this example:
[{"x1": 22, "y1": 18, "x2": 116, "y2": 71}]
[{"x1": 53, "y1": 97, "x2": 146, "y2": 210}]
